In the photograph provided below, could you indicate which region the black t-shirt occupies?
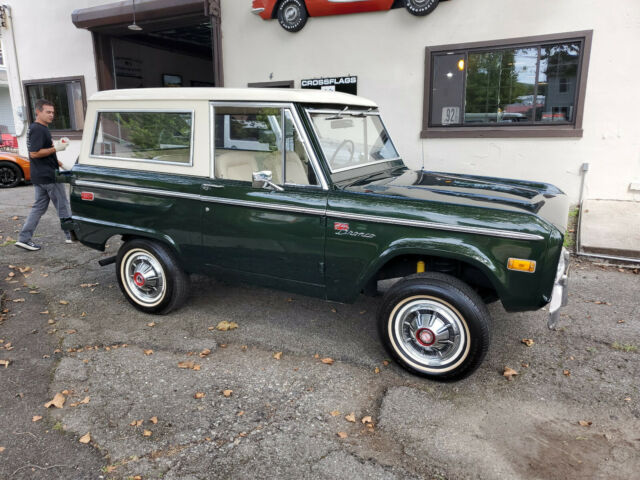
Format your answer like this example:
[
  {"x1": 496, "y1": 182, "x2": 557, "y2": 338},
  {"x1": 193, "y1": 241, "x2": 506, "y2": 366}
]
[{"x1": 27, "y1": 122, "x2": 58, "y2": 185}]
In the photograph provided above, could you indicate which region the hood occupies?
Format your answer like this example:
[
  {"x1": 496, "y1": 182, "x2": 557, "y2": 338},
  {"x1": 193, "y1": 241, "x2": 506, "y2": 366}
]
[{"x1": 340, "y1": 169, "x2": 569, "y2": 233}]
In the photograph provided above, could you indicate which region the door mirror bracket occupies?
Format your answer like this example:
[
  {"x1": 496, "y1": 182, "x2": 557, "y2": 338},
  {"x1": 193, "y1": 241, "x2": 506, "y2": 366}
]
[{"x1": 252, "y1": 170, "x2": 284, "y2": 192}]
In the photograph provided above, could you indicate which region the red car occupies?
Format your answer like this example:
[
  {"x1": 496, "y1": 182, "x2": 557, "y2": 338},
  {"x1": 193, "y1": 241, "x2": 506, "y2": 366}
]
[
  {"x1": 252, "y1": 0, "x2": 442, "y2": 32},
  {"x1": 0, "y1": 152, "x2": 30, "y2": 188}
]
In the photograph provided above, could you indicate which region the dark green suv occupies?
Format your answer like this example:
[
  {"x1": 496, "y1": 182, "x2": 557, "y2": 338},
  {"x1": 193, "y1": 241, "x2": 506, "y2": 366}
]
[{"x1": 60, "y1": 88, "x2": 570, "y2": 380}]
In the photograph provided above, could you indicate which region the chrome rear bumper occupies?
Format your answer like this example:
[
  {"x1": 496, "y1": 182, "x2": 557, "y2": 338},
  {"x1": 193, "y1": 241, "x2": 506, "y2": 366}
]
[{"x1": 548, "y1": 248, "x2": 570, "y2": 329}]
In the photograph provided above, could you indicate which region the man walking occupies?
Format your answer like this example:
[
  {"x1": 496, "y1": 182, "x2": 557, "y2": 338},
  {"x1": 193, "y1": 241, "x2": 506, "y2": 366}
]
[{"x1": 15, "y1": 99, "x2": 74, "y2": 251}]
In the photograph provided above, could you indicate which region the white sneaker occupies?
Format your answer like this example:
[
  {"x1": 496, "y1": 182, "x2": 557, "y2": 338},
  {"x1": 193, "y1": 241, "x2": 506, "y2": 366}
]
[{"x1": 15, "y1": 240, "x2": 41, "y2": 251}]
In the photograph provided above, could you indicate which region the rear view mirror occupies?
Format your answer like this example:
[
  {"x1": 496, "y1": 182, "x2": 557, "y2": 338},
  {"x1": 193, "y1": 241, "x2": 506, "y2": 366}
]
[{"x1": 330, "y1": 119, "x2": 354, "y2": 129}]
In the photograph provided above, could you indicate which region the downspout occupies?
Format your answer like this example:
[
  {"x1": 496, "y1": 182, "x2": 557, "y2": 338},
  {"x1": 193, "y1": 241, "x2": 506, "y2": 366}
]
[{"x1": 0, "y1": 4, "x2": 27, "y2": 141}]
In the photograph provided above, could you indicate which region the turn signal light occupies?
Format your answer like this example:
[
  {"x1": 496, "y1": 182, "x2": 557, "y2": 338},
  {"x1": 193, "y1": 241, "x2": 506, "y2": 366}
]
[{"x1": 507, "y1": 258, "x2": 536, "y2": 273}]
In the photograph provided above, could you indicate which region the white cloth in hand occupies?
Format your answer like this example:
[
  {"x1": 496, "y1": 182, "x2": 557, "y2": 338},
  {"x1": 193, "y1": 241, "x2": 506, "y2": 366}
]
[{"x1": 53, "y1": 138, "x2": 69, "y2": 152}]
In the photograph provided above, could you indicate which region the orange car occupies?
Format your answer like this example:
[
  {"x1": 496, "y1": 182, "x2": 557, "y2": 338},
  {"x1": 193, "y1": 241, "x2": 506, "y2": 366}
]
[
  {"x1": 0, "y1": 152, "x2": 30, "y2": 188},
  {"x1": 252, "y1": 0, "x2": 443, "y2": 32}
]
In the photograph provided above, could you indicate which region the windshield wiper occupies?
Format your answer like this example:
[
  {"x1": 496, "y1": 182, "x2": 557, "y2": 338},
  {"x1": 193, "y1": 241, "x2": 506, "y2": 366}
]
[{"x1": 325, "y1": 107, "x2": 348, "y2": 120}]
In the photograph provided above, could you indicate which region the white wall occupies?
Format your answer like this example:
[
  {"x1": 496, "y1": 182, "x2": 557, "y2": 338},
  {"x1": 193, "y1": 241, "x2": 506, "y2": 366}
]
[
  {"x1": 220, "y1": 0, "x2": 640, "y2": 202},
  {"x1": 2, "y1": 0, "x2": 103, "y2": 162}
]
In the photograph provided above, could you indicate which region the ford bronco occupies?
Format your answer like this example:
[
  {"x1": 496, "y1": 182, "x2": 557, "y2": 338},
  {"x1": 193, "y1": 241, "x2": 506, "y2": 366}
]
[{"x1": 59, "y1": 88, "x2": 570, "y2": 380}]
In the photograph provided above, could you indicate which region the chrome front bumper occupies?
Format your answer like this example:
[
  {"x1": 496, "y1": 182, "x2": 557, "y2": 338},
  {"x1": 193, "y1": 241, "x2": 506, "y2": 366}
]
[{"x1": 548, "y1": 248, "x2": 570, "y2": 329}]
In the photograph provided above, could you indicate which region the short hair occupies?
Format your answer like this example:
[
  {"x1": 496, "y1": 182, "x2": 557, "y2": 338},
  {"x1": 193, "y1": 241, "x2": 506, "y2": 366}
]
[{"x1": 35, "y1": 99, "x2": 54, "y2": 111}]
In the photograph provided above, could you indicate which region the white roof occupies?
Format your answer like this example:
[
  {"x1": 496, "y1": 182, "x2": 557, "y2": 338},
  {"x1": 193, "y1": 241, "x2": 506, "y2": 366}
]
[{"x1": 90, "y1": 88, "x2": 378, "y2": 108}]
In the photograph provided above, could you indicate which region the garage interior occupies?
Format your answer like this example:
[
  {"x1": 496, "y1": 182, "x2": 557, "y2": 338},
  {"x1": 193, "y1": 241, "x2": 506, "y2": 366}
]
[{"x1": 72, "y1": 0, "x2": 222, "y2": 91}]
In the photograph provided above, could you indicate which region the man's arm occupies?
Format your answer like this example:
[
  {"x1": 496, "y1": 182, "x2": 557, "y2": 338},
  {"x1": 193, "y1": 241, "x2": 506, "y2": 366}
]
[{"x1": 30, "y1": 147, "x2": 56, "y2": 159}]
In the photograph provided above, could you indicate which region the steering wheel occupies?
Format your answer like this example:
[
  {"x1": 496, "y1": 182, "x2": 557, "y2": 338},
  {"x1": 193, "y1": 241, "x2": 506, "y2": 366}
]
[{"x1": 329, "y1": 139, "x2": 355, "y2": 168}]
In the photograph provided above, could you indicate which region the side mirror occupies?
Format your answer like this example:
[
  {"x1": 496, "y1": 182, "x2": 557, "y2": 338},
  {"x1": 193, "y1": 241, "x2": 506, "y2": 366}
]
[{"x1": 252, "y1": 170, "x2": 284, "y2": 192}]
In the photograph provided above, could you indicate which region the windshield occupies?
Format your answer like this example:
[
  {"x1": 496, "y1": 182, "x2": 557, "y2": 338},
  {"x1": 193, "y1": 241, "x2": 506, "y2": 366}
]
[{"x1": 307, "y1": 109, "x2": 400, "y2": 172}]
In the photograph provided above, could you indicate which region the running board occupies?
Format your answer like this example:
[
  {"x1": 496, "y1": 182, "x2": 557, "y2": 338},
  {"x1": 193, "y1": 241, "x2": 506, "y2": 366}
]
[{"x1": 98, "y1": 256, "x2": 116, "y2": 267}]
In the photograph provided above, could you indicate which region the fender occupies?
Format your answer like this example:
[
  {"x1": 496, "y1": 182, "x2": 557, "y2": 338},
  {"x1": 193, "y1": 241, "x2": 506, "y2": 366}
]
[{"x1": 72, "y1": 215, "x2": 181, "y2": 257}]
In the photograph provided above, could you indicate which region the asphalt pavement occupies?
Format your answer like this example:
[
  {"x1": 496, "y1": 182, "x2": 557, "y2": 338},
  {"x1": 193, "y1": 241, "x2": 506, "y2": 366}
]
[{"x1": 1, "y1": 184, "x2": 639, "y2": 480}]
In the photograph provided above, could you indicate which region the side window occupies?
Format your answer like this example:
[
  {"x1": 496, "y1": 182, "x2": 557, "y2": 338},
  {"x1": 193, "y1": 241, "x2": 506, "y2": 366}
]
[
  {"x1": 213, "y1": 106, "x2": 282, "y2": 182},
  {"x1": 213, "y1": 106, "x2": 318, "y2": 186},
  {"x1": 91, "y1": 111, "x2": 192, "y2": 164}
]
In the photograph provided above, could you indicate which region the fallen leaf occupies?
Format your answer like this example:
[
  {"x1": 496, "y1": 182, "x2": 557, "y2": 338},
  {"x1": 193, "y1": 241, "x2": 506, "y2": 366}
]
[
  {"x1": 80, "y1": 283, "x2": 99, "y2": 288},
  {"x1": 521, "y1": 363, "x2": 530, "y2": 368},
  {"x1": 241, "y1": 345, "x2": 247, "y2": 351},
  {"x1": 81, "y1": 312, "x2": 86, "y2": 317},
  {"x1": 44, "y1": 393, "x2": 66, "y2": 408},
  {"x1": 216, "y1": 321, "x2": 238, "y2": 331},
  {"x1": 105, "y1": 466, "x2": 117, "y2": 473},
  {"x1": 314, "y1": 354, "x2": 320, "y2": 359},
  {"x1": 66, "y1": 330, "x2": 77, "y2": 335},
  {"x1": 0, "y1": 447, "x2": 4, "y2": 452},
  {"x1": 382, "y1": 360, "x2": 390, "y2": 366},
  {"x1": 11, "y1": 216, "x2": 18, "y2": 220},
  {"x1": 361, "y1": 416, "x2": 373, "y2": 424},
  {"x1": 134, "y1": 476, "x2": 142, "y2": 480},
  {"x1": 129, "y1": 419, "x2": 143, "y2": 427},
  {"x1": 147, "y1": 322, "x2": 156, "y2": 327},
  {"x1": 194, "y1": 392, "x2": 206, "y2": 399},
  {"x1": 40, "y1": 310, "x2": 49, "y2": 314},
  {"x1": 521, "y1": 338, "x2": 535, "y2": 347},
  {"x1": 19, "y1": 266, "x2": 31, "y2": 273},
  {"x1": 563, "y1": 369, "x2": 571, "y2": 376},
  {"x1": 12, "y1": 298, "x2": 25, "y2": 303},
  {"x1": 617, "y1": 319, "x2": 625, "y2": 324},
  {"x1": 337, "y1": 432, "x2": 348, "y2": 439},
  {"x1": 59, "y1": 300, "x2": 69, "y2": 305},
  {"x1": 150, "y1": 416, "x2": 158, "y2": 424},
  {"x1": 273, "y1": 351, "x2": 283, "y2": 360},
  {"x1": 8, "y1": 272, "x2": 15, "y2": 277},
  {"x1": 237, "y1": 411, "x2": 245, "y2": 416},
  {"x1": 223, "y1": 389, "x2": 233, "y2": 397},
  {"x1": 29, "y1": 291, "x2": 39, "y2": 294},
  {"x1": 321, "y1": 357, "x2": 334, "y2": 365},
  {"x1": 579, "y1": 420, "x2": 592, "y2": 427},
  {"x1": 330, "y1": 308, "x2": 337, "y2": 313},
  {"x1": 79, "y1": 433, "x2": 91, "y2": 444},
  {"x1": 61, "y1": 390, "x2": 72, "y2": 395},
  {"x1": 624, "y1": 397, "x2": 631, "y2": 402},
  {"x1": 143, "y1": 430, "x2": 152, "y2": 437},
  {"x1": 374, "y1": 367, "x2": 380, "y2": 374},
  {"x1": 144, "y1": 349, "x2": 153, "y2": 356},
  {"x1": 178, "y1": 361, "x2": 199, "y2": 369},
  {"x1": 503, "y1": 367, "x2": 518, "y2": 380},
  {"x1": 0, "y1": 360, "x2": 10, "y2": 368},
  {"x1": 48, "y1": 319, "x2": 55, "y2": 325},
  {"x1": 330, "y1": 410, "x2": 341, "y2": 417},
  {"x1": 199, "y1": 348, "x2": 212, "y2": 358},
  {"x1": 32, "y1": 415, "x2": 43, "y2": 422},
  {"x1": 345, "y1": 413, "x2": 356, "y2": 423}
]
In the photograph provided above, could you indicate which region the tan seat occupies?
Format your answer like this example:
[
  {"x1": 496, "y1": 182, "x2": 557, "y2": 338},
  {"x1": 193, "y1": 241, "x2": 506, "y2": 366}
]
[
  {"x1": 263, "y1": 151, "x2": 310, "y2": 186},
  {"x1": 215, "y1": 150, "x2": 259, "y2": 181}
]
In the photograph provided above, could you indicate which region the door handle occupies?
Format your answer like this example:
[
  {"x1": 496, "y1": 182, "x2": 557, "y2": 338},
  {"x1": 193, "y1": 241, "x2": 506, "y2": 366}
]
[{"x1": 202, "y1": 183, "x2": 224, "y2": 190}]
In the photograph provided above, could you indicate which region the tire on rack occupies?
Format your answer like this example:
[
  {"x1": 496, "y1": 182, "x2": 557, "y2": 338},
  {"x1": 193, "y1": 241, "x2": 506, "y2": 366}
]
[
  {"x1": 404, "y1": 0, "x2": 440, "y2": 17},
  {"x1": 0, "y1": 161, "x2": 23, "y2": 188},
  {"x1": 277, "y1": 0, "x2": 308, "y2": 32},
  {"x1": 116, "y1": 238, "x2": 190, "y2": 315},
  {"x1": 378, "y1": 272, "x2": 490, "y2": 381}
]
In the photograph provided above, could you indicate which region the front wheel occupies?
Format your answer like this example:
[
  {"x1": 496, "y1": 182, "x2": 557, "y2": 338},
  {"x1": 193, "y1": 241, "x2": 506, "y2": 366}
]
[
  {"x1": 404, "y1": 0, "x2": 440, "y2": 16},
  {"x1": 0, "y1": 161, "x2": 22, "y2": 188},
  {"x1": 277, "y1": 0, "x2": 308, "y2": 32},
  {"x1": 116, "y1": 239, "x2": 190, "y2": 314},
  {"x1": 378, "y1": 272, "x2": 490, "y2": 381}
]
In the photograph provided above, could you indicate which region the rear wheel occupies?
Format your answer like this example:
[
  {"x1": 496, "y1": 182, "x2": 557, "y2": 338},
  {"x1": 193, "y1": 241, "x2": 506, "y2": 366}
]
[
  {"x1": 0, "y1": 161, "x2": 22, "y2": 188},
  {"x1": 277, "y1": 0, "x2": 308, "y2": 32},
  {"x1": 404, "y1": 0, "x2": 440, "y2": 16},
  {"x1": 116, "y1": 239, "x2": 189, "y2": 314},
  {"x1": 378, "y1": 272, "x2": 490, "y2": 381}
]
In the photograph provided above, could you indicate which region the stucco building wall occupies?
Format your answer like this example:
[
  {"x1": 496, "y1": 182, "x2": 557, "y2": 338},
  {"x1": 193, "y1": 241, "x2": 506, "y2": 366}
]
[{"x1": 220, "y1": 0, "x2": 640, "y2": 203}]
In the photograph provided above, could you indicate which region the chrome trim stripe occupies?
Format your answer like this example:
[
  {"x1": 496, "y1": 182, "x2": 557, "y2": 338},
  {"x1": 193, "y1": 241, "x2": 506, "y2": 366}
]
[
  {"x1": 74, "y1": 180, "x2": 544, "y2": 241},
  {"x1": 76, "y1": 180, "x2": 197, "y2": 201},
  {"x1": 325, "y1": 210, "x2": 545, "y2": 241},
  {"x1": 201, "y1": 196, "x2": 326, "y2": 216}
]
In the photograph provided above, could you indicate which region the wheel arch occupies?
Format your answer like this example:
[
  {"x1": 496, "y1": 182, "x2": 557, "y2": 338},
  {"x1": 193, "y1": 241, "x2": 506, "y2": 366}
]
[{"x1": 359, "y1": 239, "x2": 507, "y2": 302}]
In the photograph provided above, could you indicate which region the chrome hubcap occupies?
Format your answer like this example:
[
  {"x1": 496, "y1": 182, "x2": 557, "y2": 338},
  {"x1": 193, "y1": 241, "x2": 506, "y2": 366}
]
[
  {"x1": 394, "y1": 298, "x2": 466, "y2": 368},
  {"x1": 284, "y1": 5, "x2": 299, "y2": 22},
  {"x1": 124, "y1": 250, "x2": 166, "y2": 305}
]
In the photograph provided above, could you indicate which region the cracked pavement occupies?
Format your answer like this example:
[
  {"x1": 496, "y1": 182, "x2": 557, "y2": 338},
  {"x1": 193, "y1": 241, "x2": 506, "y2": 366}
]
[{"x1": 1, "y1": 184, "x2": 639, "y2": 479}]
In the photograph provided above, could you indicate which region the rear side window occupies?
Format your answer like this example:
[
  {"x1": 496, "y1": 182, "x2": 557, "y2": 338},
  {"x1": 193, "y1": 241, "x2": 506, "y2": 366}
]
[{"x1": 91, "y1": 111, "x2": 193, "y2": 165}]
